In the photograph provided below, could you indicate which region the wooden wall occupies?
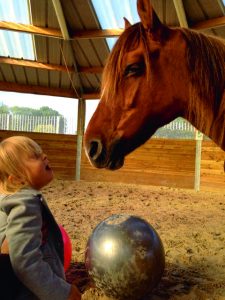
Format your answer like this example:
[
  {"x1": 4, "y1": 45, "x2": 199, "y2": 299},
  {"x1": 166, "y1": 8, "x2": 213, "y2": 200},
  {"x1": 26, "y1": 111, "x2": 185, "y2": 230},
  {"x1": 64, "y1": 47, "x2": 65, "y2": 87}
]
[
  {"x1": 201, "y1": 141, "x2": 225, "y2": 191},
  {"x1": 0, "y1": 131, "x2": 77, "y2": 179},
  {"x1": 0, "y1": 130, "x2": 224, "y2": 191},
  {"x1": 81, "y1": 139, "x2": 196, "y2": 189}
]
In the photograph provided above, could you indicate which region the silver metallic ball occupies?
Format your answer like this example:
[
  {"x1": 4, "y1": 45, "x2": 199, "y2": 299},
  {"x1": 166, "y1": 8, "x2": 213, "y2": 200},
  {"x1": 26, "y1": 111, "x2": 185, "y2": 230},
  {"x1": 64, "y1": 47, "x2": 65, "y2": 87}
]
[{"x1": 85, "y1": 214, "x2": 165, "y2": 300}]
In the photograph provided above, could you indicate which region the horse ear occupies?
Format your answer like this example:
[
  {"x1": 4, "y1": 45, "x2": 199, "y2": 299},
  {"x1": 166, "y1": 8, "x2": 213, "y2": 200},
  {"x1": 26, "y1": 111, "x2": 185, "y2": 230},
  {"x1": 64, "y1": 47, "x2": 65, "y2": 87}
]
[
  {"x1": 123, "y1": 17, "x2": 131, "y2": 29},
  {"x1": 137, "y1": 0, "x2": 162, "y2": 33}
]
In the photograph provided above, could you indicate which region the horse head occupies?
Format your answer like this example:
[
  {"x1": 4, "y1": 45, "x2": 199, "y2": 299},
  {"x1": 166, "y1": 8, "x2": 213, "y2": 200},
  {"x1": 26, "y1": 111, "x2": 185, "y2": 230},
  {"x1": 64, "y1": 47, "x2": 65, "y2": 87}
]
[{"x1": 84, "y1": 0, "x2": 225, "y2": 170}]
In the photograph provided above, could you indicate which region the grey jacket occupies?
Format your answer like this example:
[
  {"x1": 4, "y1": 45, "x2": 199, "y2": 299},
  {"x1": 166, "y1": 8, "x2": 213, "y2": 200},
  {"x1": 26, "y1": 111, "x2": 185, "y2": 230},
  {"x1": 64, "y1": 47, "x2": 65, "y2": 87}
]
[{"x1": 0, "y1": 188, "x2": 71, "y2": 300}]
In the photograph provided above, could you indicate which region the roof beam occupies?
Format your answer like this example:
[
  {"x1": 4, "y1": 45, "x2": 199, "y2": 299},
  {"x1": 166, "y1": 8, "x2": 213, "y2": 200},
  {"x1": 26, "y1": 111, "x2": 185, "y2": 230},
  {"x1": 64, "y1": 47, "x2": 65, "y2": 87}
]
[
  {"x1": 173, "y1": 0, "x2": 188, "y2": 28},
  {"x1": 0, "y1": 57, "x2": 103, "y2": 73},
  {"x1": 52, "y1": 0, "x2": 86, "y2": 181},
  {"x1": 0, "y1": 20, "x2": 123, "y2": 39},
  {"x1": 0, "y1": 81, "x2": 99, "y2": 99},
  {"x1": 192, "y1": 16, "x2": 225, "y2": 30},
  {"x1": 0, "y1": 21, "x2": 62, "y2": 38},
  {"x1": 1, "y1": 17, "x2": 225, "y2": 40},
  {"x1": 0, "y1": 81, "x2": 76, "y2": 98},
  {"x1": 0, "y1": 57, "x2": 73, "y2": 72},
  {"x1": 72, "y1": 28, "x2": 124, "y2": 39}
]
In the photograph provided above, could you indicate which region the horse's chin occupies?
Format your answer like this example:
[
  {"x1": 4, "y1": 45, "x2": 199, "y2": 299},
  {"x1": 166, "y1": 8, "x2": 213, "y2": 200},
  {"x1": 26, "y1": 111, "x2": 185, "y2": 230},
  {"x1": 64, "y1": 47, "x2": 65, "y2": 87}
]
[
  {"x1": 106, "y1": 157, "x2": 125, "y2": 170},
  {"x1": 88, "y1": 155, "x2": 124, "y2": 170}
]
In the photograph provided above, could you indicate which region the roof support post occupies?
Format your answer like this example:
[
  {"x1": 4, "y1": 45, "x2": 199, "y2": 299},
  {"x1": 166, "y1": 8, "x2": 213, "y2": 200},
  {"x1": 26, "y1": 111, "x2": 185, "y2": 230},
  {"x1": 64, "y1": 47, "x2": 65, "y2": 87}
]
[
  {"x1": 52, "y1": 0, "x2": 86, "y2": 181},
  {"x1": 194, "y1": 131, "x2": 203, "y2": 192},
  {"x1": 173, "y1": 0, "x2": 203, "y2": 191},
  {"x1": 173, "y1": 0, "x2": 188, "y2": 28},
  {"x1": 76, "y1": 99, "x2": 86, "y2": 180}
]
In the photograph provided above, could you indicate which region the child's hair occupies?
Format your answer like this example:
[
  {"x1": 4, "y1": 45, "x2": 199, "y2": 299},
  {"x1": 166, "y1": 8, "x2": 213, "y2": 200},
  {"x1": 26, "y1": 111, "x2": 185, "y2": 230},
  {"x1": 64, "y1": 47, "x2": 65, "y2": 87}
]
[{"x1": 0, "y1": 136, "x2": 43, "y2": 194}]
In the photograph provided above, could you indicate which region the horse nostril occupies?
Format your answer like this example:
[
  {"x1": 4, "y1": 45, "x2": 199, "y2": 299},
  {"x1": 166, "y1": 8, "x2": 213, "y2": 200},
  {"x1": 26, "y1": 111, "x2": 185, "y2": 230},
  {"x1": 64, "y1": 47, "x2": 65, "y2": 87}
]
[{"x1": 89, "y1": 140, "x2": 103, "y2": 161}]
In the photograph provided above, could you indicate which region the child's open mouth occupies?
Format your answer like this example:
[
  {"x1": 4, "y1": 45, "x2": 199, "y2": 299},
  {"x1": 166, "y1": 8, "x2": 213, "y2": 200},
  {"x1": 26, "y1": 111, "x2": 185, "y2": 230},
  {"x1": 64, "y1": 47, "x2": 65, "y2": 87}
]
[{"x1": 46, "y1": 165, "x2": 51, "y2": 170}]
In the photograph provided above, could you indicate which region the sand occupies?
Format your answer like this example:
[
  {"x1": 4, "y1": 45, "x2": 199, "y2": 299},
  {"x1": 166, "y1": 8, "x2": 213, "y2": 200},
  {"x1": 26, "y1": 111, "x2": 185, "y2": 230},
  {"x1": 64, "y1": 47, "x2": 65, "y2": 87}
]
[{"x1": 43, "y1": 179, "x2": 225, "y2": 300}]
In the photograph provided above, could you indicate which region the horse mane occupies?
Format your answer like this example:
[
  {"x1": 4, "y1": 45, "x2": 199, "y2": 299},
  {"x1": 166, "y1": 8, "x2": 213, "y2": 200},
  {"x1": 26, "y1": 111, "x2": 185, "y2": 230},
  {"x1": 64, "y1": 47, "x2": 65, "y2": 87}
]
[
  {"x1": 181, "y1": 29, "x2": 225, "y2": 137},
  {"x1": 101, "y1": 23, "x2": 150, "y2": 101},
  {"x1": 101, "y1": 22, "x2": 225, "y2": 143}
]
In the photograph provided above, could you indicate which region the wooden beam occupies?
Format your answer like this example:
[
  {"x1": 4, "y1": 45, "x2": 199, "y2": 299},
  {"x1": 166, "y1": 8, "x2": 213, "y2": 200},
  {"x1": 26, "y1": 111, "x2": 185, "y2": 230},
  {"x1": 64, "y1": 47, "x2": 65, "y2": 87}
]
[
  {"x1": 0, "y1": 20, "x2": 123, "y2": 39},
  {"x1": 0, "y1": 57, "x2": 103, "y2": 74},
  {"x1": 191, "y1": 16, "x2": 225, "y2": 30},
  {"x1": 82, "y1": 92, "x2": 100, "y2": 100},
  {"x1": 0, "y1": 81, "x2": 99, "y2": 99},
  {"x1": 0, "y1": 21, "x2": 62, "y2": 39},
  {"x1": 0, "y1": 57, "x2": 73, "y2": 72},
  {"x1": 1, "y1": 18, "x2": 225, "y2": 41},
  {"x1": 173, "y1": 0, "x2": 188, "y2": 28},
  {"x1": 0, "y1": 81, "x2": 75, "y2": 98},
  {"x1": 72, "y1": 28, "x2": 124, "y2": 39}
]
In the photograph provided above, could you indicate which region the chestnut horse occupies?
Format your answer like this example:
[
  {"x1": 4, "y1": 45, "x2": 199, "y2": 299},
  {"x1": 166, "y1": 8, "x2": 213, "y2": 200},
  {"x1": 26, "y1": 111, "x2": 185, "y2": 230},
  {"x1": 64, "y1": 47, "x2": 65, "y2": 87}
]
[{"x1": 84, "y1": 0, "x2": 225, "y2": 170}]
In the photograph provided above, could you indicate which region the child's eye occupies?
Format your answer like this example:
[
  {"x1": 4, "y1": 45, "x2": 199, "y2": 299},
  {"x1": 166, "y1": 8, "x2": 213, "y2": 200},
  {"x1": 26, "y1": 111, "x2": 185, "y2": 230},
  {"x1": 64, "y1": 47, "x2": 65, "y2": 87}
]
[{"x1": 31, "y1": 151, "x2": 42, "y2": 159}]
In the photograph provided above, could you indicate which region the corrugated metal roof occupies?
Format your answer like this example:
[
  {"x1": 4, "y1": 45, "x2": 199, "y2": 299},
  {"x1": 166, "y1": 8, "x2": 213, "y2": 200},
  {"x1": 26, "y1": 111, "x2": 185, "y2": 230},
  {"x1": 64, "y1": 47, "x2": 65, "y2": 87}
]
[
  {"x1": 0, "y1": 0, "x2": 224, "y2": 98},
  {"x1": 0, "y1": 0, "x2": 35, "y2": 60}
]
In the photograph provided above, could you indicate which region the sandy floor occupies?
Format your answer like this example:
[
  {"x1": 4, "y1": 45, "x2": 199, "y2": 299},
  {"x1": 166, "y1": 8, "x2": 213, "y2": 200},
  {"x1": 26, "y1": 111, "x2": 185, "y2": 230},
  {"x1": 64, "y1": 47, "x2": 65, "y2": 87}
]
[{"x1": 43, "y1": 179, "x2": 225, "y2": 300}]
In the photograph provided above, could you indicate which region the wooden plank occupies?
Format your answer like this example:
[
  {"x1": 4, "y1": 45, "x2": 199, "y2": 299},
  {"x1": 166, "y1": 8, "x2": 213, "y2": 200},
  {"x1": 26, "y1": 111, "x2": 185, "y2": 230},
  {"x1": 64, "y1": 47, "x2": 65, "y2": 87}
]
[
  {"x1": 200, "y1": 141, "x2": 225, "y2": 191},
  {"x1": 0, "y1": 57, "x2": 103, "y2": 74},
  {"x1": 0, "y1": 131, "x2": 223, "y2": 191},
  {"x1": 1, "y1": 17, "x2": 225, "y2": 40},
  {"x1": 0, "y1": 20, "x2": 62, "y2": 38},
  {"x1": 0, "y1": 130, "x2": 76, "y2": 180},
  {"x1": 192, "y1": 16, "x2": 225, "y2": 30},
  {"x1": 0, "y1": 82, "x2": 77, "y2": 98}
]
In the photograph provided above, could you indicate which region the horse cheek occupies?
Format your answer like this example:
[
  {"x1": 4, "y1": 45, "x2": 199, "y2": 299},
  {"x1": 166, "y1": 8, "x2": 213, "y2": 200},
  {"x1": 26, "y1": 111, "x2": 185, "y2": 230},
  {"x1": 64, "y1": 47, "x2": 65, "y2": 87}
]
[{"x1": 86, "y1": 100, "x2": 112, "y2": 140}]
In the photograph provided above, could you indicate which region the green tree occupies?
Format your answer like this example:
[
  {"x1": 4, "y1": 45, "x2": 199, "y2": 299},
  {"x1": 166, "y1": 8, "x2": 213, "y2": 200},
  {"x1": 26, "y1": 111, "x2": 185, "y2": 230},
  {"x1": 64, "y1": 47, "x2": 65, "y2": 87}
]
[
  {"x1": 0, "y1": 104, "x2": 10, "y2": 114},
  {"x1": 10, "y1": 106, "x2": 37, "y2": 115},
  {"x1": 39, "y1": 106, "x2": 62, "y2": 116},
  {"x1": 10, "y1": 106, "x2": 62, "y2": 116}
]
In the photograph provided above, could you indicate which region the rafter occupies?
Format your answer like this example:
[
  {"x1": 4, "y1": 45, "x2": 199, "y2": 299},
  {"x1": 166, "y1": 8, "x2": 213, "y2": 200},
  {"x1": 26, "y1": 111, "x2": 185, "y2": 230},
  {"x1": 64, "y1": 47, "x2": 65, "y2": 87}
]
[
  {"x1": 0, "y1": 57, "x2": 103, "y2": 74},
  {"x1": 192, "y1": 16, "x2": 225, "y2": 30},
  {"x1": 0, "y1": 17, "x2": 224, "y2": 41},
  {"x1": 0, "y1": 81, "x2": 99, "y2": 99},
  {"x1": 0, "y1": 21, "x2": 62, "y2": 38},
  {"x1": 0, "y1": 57, "x2": 73, "y2": 72},
  {"x1": 173, "y1": 0, "x2": 188, "y2": 28},
  {"x1": 72, "y1": 28, "x2": 124, "y2": 39},
  {"x1": 0, "y1": 20, "x2": 123, "y2": 39}
]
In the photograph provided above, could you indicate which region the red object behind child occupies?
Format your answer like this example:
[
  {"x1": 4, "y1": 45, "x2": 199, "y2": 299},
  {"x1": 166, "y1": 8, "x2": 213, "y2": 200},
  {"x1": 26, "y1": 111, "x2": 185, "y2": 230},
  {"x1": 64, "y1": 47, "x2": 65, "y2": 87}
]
[{"x1": 59, "y1": 225, "x2": 72, "y2": 271}]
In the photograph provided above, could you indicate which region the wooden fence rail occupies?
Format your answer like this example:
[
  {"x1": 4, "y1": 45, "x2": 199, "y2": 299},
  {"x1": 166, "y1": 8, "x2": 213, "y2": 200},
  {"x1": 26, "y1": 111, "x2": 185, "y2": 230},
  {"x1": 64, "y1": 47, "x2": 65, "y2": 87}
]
[{"x1": 0, "y1": 130, "x2": 224, "y2": 192}]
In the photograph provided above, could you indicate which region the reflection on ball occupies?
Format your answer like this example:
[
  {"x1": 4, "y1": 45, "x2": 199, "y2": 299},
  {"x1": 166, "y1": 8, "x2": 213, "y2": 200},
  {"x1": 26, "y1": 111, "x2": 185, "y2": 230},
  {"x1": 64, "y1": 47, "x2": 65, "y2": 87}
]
[{"x1": 85, "y1": 214, "x2": 165, "y2": 300}]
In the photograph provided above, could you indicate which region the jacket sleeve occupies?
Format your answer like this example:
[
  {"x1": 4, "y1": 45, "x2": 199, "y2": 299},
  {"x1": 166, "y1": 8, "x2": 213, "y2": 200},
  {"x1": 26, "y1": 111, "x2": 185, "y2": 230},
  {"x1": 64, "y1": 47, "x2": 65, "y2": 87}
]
[{"x1": 1, "y1": 190, "x2": 71, "y2": 300}]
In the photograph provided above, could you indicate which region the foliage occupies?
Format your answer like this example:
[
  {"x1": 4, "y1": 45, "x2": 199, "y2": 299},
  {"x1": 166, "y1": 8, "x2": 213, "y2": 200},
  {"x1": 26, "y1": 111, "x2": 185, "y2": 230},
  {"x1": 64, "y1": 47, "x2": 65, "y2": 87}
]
[
  {"x1": 9, "y1": 106, "x2": 62, "y2": 116},
  {"x1": 0, "y1": 104, "x2": 10, "y2": 114},
  {"x1": 33, "y1": 124, "x2": 57, "y2": 133},
  {"x1": 0, "y1": 104, "x2": 66, "y2": 133}
]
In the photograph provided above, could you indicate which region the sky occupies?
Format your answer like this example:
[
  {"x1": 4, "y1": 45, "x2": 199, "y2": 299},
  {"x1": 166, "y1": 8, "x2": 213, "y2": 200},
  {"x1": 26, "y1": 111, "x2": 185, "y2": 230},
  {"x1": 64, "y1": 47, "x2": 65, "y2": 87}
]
[
  {"x1": 91, "y1": 0, "x2": 140, "y2": 49},
  {"x1": 0, "y1": 92, "x2": 77, "y2": 118},
  {"x1": 0, "y1": 91, "x2": 99, "y2": 127}
]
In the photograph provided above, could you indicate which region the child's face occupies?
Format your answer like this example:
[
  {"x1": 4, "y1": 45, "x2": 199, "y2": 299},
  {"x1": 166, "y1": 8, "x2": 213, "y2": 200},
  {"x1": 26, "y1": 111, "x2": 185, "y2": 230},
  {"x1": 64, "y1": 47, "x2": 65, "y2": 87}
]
[{"x1": 23, "y1": 152, "x2": 54, "y2": 190}]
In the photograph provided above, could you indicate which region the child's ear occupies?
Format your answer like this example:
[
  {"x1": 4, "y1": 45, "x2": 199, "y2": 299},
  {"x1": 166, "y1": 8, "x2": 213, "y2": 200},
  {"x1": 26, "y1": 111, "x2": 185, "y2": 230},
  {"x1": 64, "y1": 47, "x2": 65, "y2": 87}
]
[{"x1": 8, "y1": 175, "x2": 25, "y2": 186}]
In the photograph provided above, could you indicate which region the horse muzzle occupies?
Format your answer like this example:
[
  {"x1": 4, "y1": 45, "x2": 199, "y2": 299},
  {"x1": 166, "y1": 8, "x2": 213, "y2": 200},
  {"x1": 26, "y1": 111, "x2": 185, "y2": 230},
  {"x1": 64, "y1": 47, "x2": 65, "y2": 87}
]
[{"x1": 85, "y1": 138, "x2": 125, "y2": 170}]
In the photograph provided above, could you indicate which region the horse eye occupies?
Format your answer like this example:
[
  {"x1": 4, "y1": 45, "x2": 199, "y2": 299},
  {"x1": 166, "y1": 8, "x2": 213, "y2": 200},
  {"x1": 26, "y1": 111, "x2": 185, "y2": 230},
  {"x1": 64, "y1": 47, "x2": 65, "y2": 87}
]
[{"x1": 124, "y1": 62, "x2": 145, "y2": 77}]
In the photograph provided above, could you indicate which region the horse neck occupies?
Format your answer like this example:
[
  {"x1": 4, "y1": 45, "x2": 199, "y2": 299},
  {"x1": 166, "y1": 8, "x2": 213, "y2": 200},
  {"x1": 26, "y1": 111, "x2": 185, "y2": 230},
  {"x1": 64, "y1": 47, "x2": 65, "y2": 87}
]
[
  {"x1": 186, "y1": 91, "x2": 225, "y2": 151},
  {"x1": 211, "y1": 91, "x2": 225, "y2": 151}
]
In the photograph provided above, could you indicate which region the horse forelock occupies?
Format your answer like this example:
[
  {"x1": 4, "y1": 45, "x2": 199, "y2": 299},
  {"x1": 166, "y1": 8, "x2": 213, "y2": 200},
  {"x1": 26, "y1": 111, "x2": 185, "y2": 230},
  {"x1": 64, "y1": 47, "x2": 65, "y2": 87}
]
[
  {"x1": 182, "y1": 28, "x2": 225, "y2": 138},
  {"x1": 101, "y1": 23, "x2": 150, "y2": 102}
]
